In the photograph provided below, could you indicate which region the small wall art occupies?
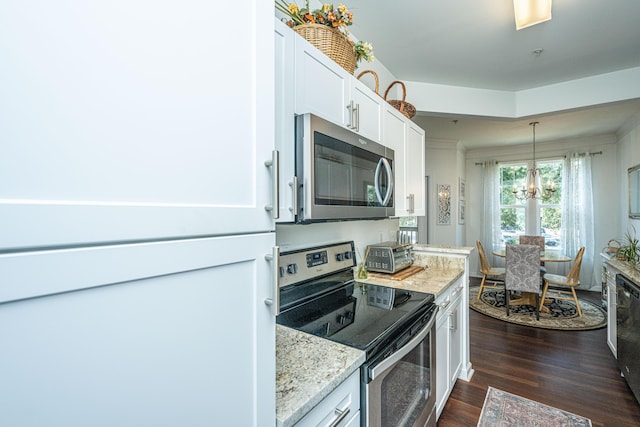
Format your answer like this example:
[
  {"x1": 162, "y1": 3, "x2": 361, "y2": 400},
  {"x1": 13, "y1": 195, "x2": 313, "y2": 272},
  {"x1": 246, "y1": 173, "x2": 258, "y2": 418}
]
[
  {"x1": 459, "y1": 177, "x2": 466, "y2": 201},
  {"x1": 437, "y1": 184, "x2": 451, "y2": 225},
  {"x1": 459, "y1": 200, "x2": 466, "y2": 225}
]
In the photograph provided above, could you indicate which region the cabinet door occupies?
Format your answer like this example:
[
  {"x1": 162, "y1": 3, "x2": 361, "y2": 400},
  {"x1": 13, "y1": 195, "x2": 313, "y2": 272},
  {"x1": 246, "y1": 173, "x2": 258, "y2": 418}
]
[
  {"x1": 0, "y1": 233, "x2": 276, "y2": 427},
  {"x1": 607, "y1": 280, "x2": 617, "y2": 357},
  {"x1": 449, "y1": 294, "x2": 463, "y2": 386},
  {"x1": 275, "y1": 19, "x2": 297, "y2": 222},
  {"x1": 405, "y1": 122, "x2": 426, "y2": 216},
  {"x1": 294, "y1": 35, "x2": 349, "y2": 126},
  {"x1": 350, "y1": 78, "x2": 383, "y2": 142},
  {"x1": 383, "y1": 107, "x2": 408, "y2": 214},
  {"x1": 435, "y1": 295, "x2": 451, "y2": 417},
  {"x1": 0, "y1": 1, "x2": 275, "y2": 250}
]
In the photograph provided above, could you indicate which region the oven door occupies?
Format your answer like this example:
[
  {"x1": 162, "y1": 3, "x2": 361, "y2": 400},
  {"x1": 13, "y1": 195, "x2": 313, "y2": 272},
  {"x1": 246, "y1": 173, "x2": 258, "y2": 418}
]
[
  {"x1": 363, "y1": 311, "x2": 437, "y2": 427},
  {"x1": 296, "y1": 113, "x2": 394, "y2": 222}
]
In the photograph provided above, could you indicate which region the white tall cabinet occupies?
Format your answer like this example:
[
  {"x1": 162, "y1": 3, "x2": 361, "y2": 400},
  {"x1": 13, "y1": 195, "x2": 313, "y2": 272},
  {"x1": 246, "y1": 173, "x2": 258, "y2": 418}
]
[{"x1": 0, "y1": 2, "x2": 276, "y2": 426}]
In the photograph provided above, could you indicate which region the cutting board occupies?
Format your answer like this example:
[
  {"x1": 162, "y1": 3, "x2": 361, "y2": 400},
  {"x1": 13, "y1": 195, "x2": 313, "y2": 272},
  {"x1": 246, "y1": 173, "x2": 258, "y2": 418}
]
[{"x1": 368, "y1": 265, "x2": 426, "y2": 281}]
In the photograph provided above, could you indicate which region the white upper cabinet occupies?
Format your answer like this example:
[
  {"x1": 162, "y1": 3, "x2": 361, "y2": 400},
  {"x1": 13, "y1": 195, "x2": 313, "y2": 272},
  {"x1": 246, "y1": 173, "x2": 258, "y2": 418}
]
[
  {"x1": 293, "y1": 33, "x2": 383, "y2": 142},
  {"x1": 383, "y1": 106, "x2": 426, "y2": 217},
  {"x1": 0, "y1": 1, "x2": 275, "y2": 250},
  {"x1": 274, "y1": 18, "x2": 297, "y2": 223}
]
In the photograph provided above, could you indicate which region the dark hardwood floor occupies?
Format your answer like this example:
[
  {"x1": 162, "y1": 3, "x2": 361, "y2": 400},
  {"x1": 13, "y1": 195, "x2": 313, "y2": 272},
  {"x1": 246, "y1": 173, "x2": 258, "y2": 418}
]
[{"x1": 437, "y1": 278, "x2": 640, "y2": 426}]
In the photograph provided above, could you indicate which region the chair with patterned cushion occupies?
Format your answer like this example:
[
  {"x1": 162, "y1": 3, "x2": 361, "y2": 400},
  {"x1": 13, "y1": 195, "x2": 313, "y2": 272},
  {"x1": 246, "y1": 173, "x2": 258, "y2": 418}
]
[
  {"x1": 476, "y1": 241, "x2": 505, "y2": 300},
  {"x1": 540, "y1": 247, "x2": 586, "y2": 317},
  {"x1": 505, "y1": 244, "x2": 542, "y2": 320},
  {"x1": 519, "y1": 234, "x2": 547, "y2": 274}
]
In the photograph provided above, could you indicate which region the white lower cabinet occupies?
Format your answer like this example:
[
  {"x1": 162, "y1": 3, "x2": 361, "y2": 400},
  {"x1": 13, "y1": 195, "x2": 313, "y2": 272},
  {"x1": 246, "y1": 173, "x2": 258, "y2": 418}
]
[
  {"x1": 0, "y1": 233, "x2": 276, "y2": 427},
  {"x1": 435, "y1": 278, "x2": 464, "y2": 418},
  {"x1": 603, "y1": 259, "x2": 620, "y2": 357},
  {"x1": 295, "y1": 370, "x2": 360, "y2": 427}
]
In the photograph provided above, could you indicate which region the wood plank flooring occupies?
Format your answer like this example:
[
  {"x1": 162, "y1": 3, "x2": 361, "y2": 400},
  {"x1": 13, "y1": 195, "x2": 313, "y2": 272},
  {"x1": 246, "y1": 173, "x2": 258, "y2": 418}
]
[{"x1": 437, "y1": 279, "x2": 640, "y2": 426}]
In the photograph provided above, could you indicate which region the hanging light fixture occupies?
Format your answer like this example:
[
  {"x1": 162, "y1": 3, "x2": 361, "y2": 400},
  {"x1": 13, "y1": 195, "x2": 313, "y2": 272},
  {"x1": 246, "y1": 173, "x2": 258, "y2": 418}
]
[
  {"x1": 513, "y1": 121, "x2": 555, "y2": 201},
  {"x1": 513, "y1": 0, "x2": 552, "y2": 30}
]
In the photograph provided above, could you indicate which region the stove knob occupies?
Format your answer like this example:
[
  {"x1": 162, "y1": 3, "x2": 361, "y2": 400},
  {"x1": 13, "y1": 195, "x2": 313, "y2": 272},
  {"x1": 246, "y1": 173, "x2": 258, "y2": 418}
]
[
  {"x1": 286, "y1": 264, "x2": 297, "y2": 274},
  {"x1": 345, "y1": 311, "x2": 354, "y2": 321},
  {"x1": 344, "y1": 251, "x2": 353, "y2": 260},
  {"x1": 337, "y1": 314, "x2": 347, "y2": 325},
  {"x1": 336, "y1": 253, "x2": 344, "y2": 261}
]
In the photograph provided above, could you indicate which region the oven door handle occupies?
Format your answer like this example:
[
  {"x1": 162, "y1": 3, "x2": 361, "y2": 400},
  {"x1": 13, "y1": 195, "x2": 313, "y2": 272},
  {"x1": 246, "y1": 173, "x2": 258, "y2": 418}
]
[{"x1": 369, "y1": 308, "x2": 438, "y2": 381}]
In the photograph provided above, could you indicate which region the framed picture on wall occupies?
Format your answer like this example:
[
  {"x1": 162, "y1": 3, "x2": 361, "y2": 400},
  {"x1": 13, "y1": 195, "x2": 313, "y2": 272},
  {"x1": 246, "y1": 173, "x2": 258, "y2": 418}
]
[
  {"x1": 459, "y1": 201, "x2": 466, "y2": 225},
  {"x1": 459, "y1": 177, "x2": 466, "y2": 201}
]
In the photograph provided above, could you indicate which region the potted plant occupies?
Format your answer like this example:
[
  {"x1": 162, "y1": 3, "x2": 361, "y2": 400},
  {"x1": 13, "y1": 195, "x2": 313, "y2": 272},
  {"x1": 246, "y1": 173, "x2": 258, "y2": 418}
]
[
  {"x1": 617, "y1": 225, "x2": 640, "y2": 269},
  {"x1": 275, "y1": 1, "x2": 374, "y2": 74}
]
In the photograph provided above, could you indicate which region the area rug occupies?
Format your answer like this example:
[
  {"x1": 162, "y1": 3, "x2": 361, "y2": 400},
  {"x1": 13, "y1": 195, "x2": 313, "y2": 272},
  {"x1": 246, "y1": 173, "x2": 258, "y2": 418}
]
[
  {"x1": 478, "y1": 386, "x2": 592, "y2": 426},
  {"x1": 469, "y1": 286, "x2": 606, "y2": 331}
]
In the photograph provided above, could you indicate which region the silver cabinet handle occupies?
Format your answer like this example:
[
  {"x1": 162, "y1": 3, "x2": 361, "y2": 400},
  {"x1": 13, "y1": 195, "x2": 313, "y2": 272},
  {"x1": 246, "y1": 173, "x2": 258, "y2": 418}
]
[
  {"x1": 328, "y1": 407, "x2": 351, "y2": 427},
  {"x1": 289, "y1": 176, "x2": 298, "y2": 215},
  {"x1": 346, "y1": 101, "x2": 355, "y2": 129},
  {"x1": 264, "y1": 150, "x2": 280, "y2": 219},
  {"x1": 438, "y1": 299, "x2": 451, "y2": 311},
  {"x1": 353, "y1": 102, "x2": 359, "y2": 132},
  {"x1": 449, "y1": 309, "x2": 457, "y2": 331},
  {"x1": 264, "y1": 246, "x2": 280, "y2": 315},
  {"x1": 406, "y1": 194, "x2": 415, "y2": 214}
]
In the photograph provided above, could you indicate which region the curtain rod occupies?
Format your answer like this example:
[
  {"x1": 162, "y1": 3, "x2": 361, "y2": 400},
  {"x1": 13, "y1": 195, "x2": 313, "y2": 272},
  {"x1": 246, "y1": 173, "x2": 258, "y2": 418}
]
[{"x1": 474, "y1": 151, "x2": 603, "y2": 166}]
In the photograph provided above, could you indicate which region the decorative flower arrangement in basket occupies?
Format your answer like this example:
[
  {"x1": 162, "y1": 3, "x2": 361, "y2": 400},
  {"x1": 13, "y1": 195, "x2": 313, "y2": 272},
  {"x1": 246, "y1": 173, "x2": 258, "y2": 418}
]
[{"x1": 275, "y1": 1, "x2": 374, "y2": 74}]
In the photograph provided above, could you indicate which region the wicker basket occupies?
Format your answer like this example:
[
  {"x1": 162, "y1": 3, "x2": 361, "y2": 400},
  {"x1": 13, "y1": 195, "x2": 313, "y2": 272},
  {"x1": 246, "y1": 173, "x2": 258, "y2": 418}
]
[
  {"x1": 356, "y1": 70, "x2": 381, "y2": 97},
  {"x1": 293, "y1": 24, "x2": 357, "y2": 75},
  {"x1": 384, "y1": 81, "x2": 416, "y2": 119}
]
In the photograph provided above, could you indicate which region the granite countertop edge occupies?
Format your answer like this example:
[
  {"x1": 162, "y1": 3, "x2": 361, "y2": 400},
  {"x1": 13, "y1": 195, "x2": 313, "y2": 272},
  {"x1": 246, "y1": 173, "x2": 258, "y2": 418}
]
[
  {"x1": 275, "y1": 326, "x2": 365, "y2": 427},
  {"x1": 603, "y1": 257, "x2": 640, "y2": 284}
]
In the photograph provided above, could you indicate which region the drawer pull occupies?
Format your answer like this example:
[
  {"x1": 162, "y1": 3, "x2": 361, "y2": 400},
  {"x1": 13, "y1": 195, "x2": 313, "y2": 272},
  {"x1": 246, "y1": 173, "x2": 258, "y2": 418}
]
[{"x1": 329, "y1": 407, "x2": 351, "y2": 427}]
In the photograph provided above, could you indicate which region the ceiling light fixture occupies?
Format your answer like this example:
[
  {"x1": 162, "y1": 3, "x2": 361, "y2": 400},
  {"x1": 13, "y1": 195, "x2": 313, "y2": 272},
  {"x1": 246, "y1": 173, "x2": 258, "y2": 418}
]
[
  {"x1": 512, "y1": 122, "x2": 555, "y2": 201},
  {"x1": 513, "y1": 0, "x2": 552, "y2": 30}
]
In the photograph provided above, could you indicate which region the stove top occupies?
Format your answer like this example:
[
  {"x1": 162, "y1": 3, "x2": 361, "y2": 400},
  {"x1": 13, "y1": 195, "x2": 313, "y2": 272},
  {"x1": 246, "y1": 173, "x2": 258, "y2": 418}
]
[{"x1": 276, "y1": 241, "x2": 435, "y2": 357}]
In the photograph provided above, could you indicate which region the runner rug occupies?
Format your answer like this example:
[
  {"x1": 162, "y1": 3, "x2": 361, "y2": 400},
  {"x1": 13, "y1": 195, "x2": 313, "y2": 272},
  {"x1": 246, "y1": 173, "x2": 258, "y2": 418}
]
[
  {"x1": 477, "y1": 387, "x2": 592, "y2": 427},
  {"x1": 469, "y1": 286, "x2": 606, "y2": 331}
]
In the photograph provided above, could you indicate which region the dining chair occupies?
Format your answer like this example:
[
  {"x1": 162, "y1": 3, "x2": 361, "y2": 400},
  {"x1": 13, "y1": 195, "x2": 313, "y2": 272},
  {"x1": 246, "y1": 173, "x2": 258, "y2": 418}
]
[
  {"x1": 476, "y1": 241, "x2": 505, "y2": 300},
  {"x1": 505, "y1": 244, "x2": 542, "y2": 320},
  {"x1": 519, "y1": 234, "x2": 547, "y2": 274},
  {"x1": 539, "y1": 247, "x2": 586, "y2": 317}
]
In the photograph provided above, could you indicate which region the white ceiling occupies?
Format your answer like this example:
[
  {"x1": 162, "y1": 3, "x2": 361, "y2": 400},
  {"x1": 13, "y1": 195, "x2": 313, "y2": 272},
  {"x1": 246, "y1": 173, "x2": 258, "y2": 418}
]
[{"x1": 345, "y1": 0, "x2": 640, "y2": 149}]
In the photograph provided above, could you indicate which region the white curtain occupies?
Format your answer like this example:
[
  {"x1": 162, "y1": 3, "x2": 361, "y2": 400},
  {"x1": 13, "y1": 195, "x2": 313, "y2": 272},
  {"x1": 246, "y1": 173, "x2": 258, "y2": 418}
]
[
  {"x1": 560, "y1": 153, "x2": 595, "y2": 289},
  {"x1": 482, "y1": 161, "x2": 502, "y2": 252}
]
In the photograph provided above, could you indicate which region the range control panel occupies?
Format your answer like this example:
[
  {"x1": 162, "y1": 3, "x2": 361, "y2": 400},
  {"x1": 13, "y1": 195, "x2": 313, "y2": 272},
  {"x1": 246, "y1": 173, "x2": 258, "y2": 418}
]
[{"x1": 278, "y1": 241, "x2": 356, "y2": 288}]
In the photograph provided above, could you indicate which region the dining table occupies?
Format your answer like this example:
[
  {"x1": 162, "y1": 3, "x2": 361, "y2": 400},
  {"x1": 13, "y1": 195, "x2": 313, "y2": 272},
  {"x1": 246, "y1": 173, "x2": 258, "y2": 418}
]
[{"x1": 492, "y1": 248, "x2": 571, "y2": 312}]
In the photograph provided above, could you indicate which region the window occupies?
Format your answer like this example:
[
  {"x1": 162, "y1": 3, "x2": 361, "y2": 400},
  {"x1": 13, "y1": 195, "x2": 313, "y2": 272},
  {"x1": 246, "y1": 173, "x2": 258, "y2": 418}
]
[{"x1": 498, "y1": 160, "x2": 563, "y2": 249}]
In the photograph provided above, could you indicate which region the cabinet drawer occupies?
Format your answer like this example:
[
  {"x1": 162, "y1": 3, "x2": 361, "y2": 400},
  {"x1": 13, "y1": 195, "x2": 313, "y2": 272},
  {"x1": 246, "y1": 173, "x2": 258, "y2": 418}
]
[{"x1": 295, "y1": 370, "x2": 360, "y2": 427}]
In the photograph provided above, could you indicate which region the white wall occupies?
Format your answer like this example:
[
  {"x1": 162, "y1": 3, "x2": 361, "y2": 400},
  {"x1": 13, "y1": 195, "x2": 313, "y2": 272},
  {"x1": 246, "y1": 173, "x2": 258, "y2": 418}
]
[
  {"x1": 464, "y1": 134, "x2": 619, "y2": 288},
  {"x1": 616, "y1": 114, "x2": 640, "y2": 238},
  {"x1": 276, "y1": 218, "x2": 399, "y2": 265},
  {"x1": 422, "y1": 138, "x2": 459, "y2": 246}
]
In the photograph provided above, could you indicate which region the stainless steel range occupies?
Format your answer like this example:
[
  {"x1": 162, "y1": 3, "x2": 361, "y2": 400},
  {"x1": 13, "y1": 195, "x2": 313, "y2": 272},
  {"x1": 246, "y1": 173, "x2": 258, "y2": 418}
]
[{"x1": 276, "y1": 241, "x2": 438, "y2": 427}]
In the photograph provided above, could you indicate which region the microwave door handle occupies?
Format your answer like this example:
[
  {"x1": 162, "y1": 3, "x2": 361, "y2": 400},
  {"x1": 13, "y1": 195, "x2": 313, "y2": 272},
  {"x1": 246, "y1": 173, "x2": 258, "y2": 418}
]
[{"x1": 374, "y1": 158, "x2": 394, "y2": 207}]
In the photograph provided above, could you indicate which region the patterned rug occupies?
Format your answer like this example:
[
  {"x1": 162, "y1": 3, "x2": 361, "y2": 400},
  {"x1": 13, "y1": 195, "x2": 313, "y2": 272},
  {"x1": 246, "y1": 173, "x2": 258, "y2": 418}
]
[
  {"x1": 469, "y1": 286, "x2": 606, "y2": 331},
  {"x1": 478, "y1": 387, "x2": 592, "y2": 426}
]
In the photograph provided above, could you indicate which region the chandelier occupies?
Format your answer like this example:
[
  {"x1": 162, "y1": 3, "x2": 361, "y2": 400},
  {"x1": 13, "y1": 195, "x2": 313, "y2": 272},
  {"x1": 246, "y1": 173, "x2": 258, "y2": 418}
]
[{"x1": 512, "y1": 121, "x2": 555, "y2": 201}]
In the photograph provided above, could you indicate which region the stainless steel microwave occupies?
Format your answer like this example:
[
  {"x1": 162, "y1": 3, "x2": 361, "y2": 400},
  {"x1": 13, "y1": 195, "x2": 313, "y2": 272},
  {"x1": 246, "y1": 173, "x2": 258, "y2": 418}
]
[{"x1": 294, "y1": 113, "x2": 394, "y2": 223}]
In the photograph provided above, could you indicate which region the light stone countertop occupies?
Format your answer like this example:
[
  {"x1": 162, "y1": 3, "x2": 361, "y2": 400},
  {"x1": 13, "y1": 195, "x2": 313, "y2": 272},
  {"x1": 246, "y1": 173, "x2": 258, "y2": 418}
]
[
  {"x1": 275, "y1": 262, "x2": 465, "y2": 427},
  {"x1": 356, "y1": 264, "x2": 464, "y2": 297},
  {"x1": 604, "y1": 256, "x2": 640, "y2": 284},
  {"x1": 275, "y1": 325, "x2": 365, "y2": 427}
]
